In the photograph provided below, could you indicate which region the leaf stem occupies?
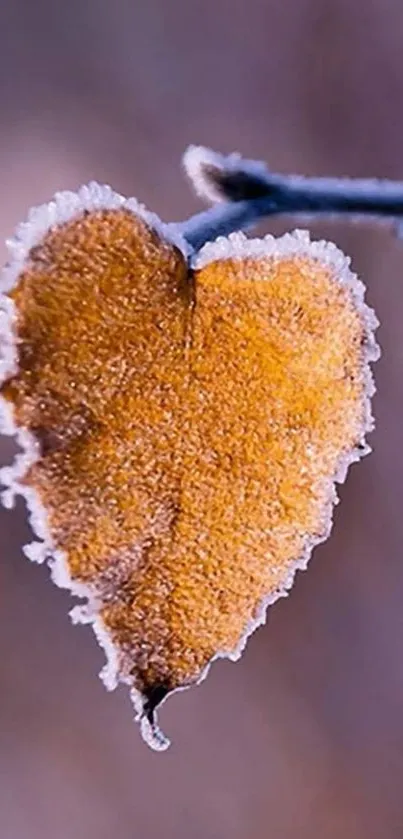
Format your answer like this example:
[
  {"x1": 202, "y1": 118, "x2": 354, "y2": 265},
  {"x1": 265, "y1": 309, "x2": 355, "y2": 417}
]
[{"x1": 175, "y1": 145, "x2": 403, "y2": 251}]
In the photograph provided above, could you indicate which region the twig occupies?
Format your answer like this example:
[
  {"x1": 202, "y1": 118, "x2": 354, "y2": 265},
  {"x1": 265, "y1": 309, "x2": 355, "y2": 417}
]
[{"x1": 175, "y1": 145, "x2": 403, "y2": 251}]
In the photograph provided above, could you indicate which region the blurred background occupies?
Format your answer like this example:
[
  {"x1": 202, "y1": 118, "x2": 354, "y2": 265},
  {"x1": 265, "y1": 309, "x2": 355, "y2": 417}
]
[{"x1": 1, "y1": 1, "x2": 403, "y2": 837}]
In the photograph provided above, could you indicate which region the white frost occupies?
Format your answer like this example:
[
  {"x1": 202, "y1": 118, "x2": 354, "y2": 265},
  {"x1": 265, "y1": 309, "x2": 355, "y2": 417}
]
[
  {"x1": 192, "y1": 227, "x2": 379, "y2": 668},
  {"x1": 0, "y1": 192, "x2": 379, "y2": 751},
  {"x1": 0, "y1": 182, "x2": 189, "y2": 742},
  {"x1": 183, "y1": 144, "x2": 270, "y2": 204}
]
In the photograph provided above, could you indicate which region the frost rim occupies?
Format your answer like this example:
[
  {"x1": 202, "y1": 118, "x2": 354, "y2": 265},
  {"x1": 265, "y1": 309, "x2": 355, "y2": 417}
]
[
  {"x1": 0, "y1": 211, "x2": 379, "y2": 751},
  {"x1": 0, "y1": 182, "x2": 190, "y2": 751},
  {"x1": 183, "y1": 143, "x2": 270, "y2": 204},
  {"x1": 192, "y1": 227, "x2": 379, "y2": 661}
]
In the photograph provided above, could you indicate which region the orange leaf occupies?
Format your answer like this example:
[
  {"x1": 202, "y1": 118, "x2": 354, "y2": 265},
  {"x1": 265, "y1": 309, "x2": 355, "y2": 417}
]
[{"x1": 0, "y1": 187, "x2": 379, "y2": 750}]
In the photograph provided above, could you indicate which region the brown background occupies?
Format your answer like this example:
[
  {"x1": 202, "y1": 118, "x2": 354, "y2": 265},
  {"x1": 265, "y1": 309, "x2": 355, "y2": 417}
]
[{"x1": 1, "y1": 1, "x2": 403, "y2": 837}]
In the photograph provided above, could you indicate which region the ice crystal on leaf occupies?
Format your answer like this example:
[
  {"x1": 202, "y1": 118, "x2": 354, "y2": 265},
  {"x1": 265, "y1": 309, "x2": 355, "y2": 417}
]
[{"x1": 0, "y1": 177, "x2": 378, "y2": 750}]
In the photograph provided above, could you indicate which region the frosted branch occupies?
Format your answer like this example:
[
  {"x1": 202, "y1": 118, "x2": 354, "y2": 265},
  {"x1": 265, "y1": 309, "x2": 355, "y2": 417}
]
[{"x1": 176, "y1": 145, "x2": 403, "y2": 251}]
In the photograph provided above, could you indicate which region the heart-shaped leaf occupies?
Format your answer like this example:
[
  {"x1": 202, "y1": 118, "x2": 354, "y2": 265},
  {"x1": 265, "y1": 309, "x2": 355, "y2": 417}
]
[{"x1": 0, "y1": 185, "x2": 379, "y2": 749}]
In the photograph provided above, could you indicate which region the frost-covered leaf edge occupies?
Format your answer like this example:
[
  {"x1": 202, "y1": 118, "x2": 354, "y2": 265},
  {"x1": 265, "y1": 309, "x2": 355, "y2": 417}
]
[{"x1": 0, "y1": 182, "x2": 189, "y2": 751}]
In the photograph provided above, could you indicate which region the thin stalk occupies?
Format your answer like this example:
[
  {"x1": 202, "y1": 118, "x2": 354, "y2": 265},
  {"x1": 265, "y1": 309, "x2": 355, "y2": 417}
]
[{"x1": 175, "y1": 145, "x2": 403, "y2": 251}]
